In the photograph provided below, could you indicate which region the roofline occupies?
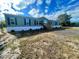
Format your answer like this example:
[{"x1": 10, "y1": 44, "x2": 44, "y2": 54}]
[{"x1": 3, "y1": 13, "x2": 49, "y2": 20}]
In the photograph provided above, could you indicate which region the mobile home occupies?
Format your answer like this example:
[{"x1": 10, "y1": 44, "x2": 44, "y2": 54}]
[{"x1": 4, "y1": 14, "x2": 61, "y2": 32}]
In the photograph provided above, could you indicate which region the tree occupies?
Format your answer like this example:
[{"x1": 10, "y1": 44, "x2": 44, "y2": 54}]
[
  {"x1": 58, "y1": 13, "x2": 71, "y2": 26},
  {"x1": 1, "y1": 20, "x2": 6, "y2": 27},
  {"x1": 0, "y1": 20, "x2": 6, "y2": 33}
]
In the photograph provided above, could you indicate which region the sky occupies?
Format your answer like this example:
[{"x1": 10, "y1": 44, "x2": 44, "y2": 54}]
[{"x1": 0, "y1": 0, "x2": 79, "y2": 22}]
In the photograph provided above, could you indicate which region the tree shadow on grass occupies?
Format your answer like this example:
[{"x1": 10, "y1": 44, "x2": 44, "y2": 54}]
[{"x1": 8, "y1": 27, "x2": 68, "y2": 38}]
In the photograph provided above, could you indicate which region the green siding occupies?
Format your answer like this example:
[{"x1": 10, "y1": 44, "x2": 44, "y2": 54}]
[
  {"x1": 16, "y1": 16, "x2": 24, "y2": 26},
  {"x1": 5, "y1": 14, "x2": 49, "y2": 27}
]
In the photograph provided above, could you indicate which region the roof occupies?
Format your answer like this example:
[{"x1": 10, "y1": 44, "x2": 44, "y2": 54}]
[{"x1": 4, "y1": 13, "x2": 49, "y2": 20}]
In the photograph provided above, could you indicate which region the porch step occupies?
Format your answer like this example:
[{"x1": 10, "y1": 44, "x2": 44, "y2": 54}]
[{"x1": 43, "y1": 24, "x2": 52, "y2": 30}]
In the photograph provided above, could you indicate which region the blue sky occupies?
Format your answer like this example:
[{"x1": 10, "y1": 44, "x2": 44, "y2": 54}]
[{"x1": 0, "y1": 0, "x2": 79, "y2": 22}]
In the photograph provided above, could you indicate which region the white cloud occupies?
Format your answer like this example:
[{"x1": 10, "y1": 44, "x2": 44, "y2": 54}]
[
  {"x1": 0, "y1": 0, "x2": 11, "y2": 10},
  {"x1": 45, "y1": 6, "x2": 49, "y2": 9},
  {"x1": 11, "y1": 0, "x2": 22, "y2": 5},
  {"x1": 28, "y1": 6, "x2": 79, "y2": 20},
  {"x1": 46, "y1": 0, "x2": 51, "y2": 5},
  {"x1": 39, "y1": 13, "x2": 44, "y2": 17},
  {"x1": 45, "y1": 9, "x2": 48, "y2": 13},
  {"x1": 70, "y1": 17, "x2": 79, "y2": 22},
  {"x1": 0, "y1": 0, "x2": 24, "y2": 20},
  {"x1": 0, "y1": 13, "x2": 5, "y2": 21},
  {"x1": 24, "y1": 0, "x2": 36, "y2": 5},
  {"x1": 45, "y1": 10, "x2": 65, "y2": 20},
  {"x1": 67, "y1": 10, "x2": 79, "y2": 17},
  {"x1": 45, "y1": 6, "x2": 79, "y2": 20},
  {"x1": 66, "y1": 5, "x2": 79, "y2": 18},
  {"x1": 8, "y1": 0, "x2": 26, "y2": 10},
  {"x1": 13, "y1": 2, "x2": 26, "y2": 10},
  {"x1": 28, "y1": 8, "x2": 40, "y2": 17},
  {"x1": 65, "y1": 2, "x2": 79, "y2": 11},
  {"x1": 45, "y1": 6, "x2": 49, "y2": 13},
  {"x1": 28, "y1": 8, "x2": 45, "y2": 18},
  {"x1": 11, "y1": 0, "x2": 36, "y2": 10},
  {"x1": 36, "y1": 0, "x2": 43, "y2": 6},
  {"x1": 12, "y1": 0, "x2": 36, "y2": 10},
  {"x1": 0, "y1": 0, "x2": 24, "y2": 14}
]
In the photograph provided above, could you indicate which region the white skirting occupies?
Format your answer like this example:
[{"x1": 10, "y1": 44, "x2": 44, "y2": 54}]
[{"x1": 7, "y1": 26, "x2": 43, "y2": 32}]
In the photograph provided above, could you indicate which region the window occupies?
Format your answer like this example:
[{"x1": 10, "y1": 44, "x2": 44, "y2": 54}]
[
  {"x1": 34, "y1": 20, "x2": 36, "y2": 25},
  {"x1": 34, "y1": 20, "x2": 39, "y2": 26},
  {"x1": 10, "y1": 18, "x2": 15, "y2": 24},
  {"x1": 11, "y1": 22, "x2": 15, "y2": 24},
  {"x1": 10, "y1": 17, "x2": 16, "y2": 26},
  {"x1": 44, "y1": 20, "x2": 48, "y2": 23},
  {"x1": 39, "y1": 20, "x2": 43, "y2": 25},
  {"x1": 29, "y1": 19, "x2": 31, "y2": 26},
  {"x1": 25, "y1": 18, "x2": 29, "y2": 26}
]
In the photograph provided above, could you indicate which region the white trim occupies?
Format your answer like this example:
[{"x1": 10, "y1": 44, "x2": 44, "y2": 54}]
[{"x1": 7, "y1": 26, "x2": 43, "y2": 32}]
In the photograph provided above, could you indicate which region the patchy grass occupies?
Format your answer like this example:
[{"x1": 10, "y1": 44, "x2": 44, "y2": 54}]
[
  {"x1": 65, "y1": 27, "x2": 79, "y2": 30},
  {"x1": 6, "y1": 41, "x2": 17, "y2": 50},
  {"x1": 17, "y1": 30, "x2": 79, "y2": 59},
  {"x1": 72, "y1": 35, "x2": 79, "y2": 40},
  {"x1": 1, "y1": 28, "x2": 79, "y2": 59}
]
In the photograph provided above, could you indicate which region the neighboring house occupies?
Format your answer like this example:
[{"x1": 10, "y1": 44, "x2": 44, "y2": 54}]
[{"x1": 4, "y1": 13, "x2": 61, "y2": 32}]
